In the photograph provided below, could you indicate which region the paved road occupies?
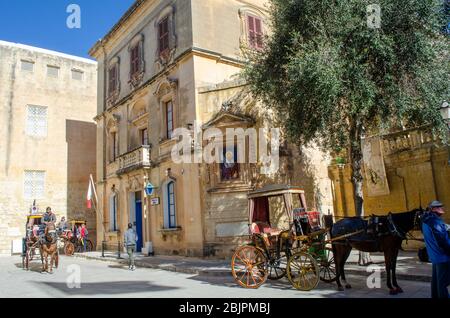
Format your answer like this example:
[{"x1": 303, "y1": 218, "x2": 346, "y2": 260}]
[{"x1": 0, "y1": 256, "x2": 430, "y2": 298}]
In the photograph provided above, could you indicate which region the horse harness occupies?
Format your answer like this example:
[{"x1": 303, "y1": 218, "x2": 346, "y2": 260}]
[{"x1": 367, "y1": 210, "x2": 421, "y2": 240}]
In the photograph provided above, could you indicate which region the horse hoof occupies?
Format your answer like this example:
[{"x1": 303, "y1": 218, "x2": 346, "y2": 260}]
[
  {"x1": 395, "y1": 287, "x2": 403, "y2": 293},
  {"x1": 389, "y1": 289, "x2": 398, "y2": 295},
  {"x1": 338, "y1": 286, "x2": 345, "y2": 292},
  {"x1": 345, "y1": 284, "x2": 352, "y2": 289}
]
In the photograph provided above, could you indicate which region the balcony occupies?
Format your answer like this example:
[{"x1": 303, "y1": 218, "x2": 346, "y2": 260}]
[
  {"x1": 117, "y1": 145, "x2": 151, "y2": 175},
  {"x1": 380, "y1": 125, "x2": 439, "y2": 156}
]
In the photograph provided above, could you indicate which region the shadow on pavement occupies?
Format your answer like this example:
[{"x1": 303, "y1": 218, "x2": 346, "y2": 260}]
[
  {"x1": 14, "y1": 262, "x2": 45, "y2": 273},
  {"x1": 36, "y1": 281, "x2": 181, "y2": 296}
]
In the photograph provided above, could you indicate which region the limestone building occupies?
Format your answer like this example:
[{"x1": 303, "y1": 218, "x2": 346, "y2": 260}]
[
  {"x1": 0, "y1": 40, "x2": 97, "y2": 255},
  {"x1": 89, "y1": 0, "x2": 333, "y2": 258}
]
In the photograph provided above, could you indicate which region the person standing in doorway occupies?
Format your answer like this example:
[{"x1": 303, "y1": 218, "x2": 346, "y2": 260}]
[
  {"x1": 422, "y1": 201, "x2": 450, "y2": 298},
  {"x1": 124, "y1": 223, "x2": 138, "y2": 271}
]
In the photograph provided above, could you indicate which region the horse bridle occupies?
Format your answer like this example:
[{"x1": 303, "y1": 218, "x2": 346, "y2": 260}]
[{"x1": 395, "y1": 209, "x2": 424, "y2": 242}]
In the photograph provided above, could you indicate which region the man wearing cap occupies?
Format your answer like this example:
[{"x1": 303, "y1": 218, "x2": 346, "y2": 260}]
[{"x1": 422, "y1": 201, "x2": 450, "y2": 298}]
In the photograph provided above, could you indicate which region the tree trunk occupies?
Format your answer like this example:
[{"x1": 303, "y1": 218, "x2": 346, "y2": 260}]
[{"x1": 349, "y1": 121, "x2": 372, "y2": 266}]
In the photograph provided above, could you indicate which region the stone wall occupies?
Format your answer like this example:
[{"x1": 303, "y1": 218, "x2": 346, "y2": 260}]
[{"x1": 0, "y1": 41, "x2": 97, "y2": 255}]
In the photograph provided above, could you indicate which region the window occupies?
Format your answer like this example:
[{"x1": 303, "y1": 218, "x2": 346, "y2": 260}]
[
  {"x1": 130, "y1": 44, "x2": 140, "y2": 75},
  {"x1": 247, "y1": 15, "x2": 263, "y2": 49},
  {"x1": 140, "y1": 128, "x2": 148, "y2": 146},
  {"x1": 26, "y1": 105, "x2": 48, "y2": 137},
  {"x1": 167, "y1": 181, "x2": 176, "y2": 228},
  {"x1": 47, "y1": 65, "x2": 59, "y2": 78},
  {"x1": 21, "y1": 60, "x2": 34, "y2": 72},
  {"x1": 72, "y1": 69, "x2": 83, "y2": 80},
  {"x1": 165, "y1": 101, "x2": 174, "y2": 139},
  {"x1": 111, "y1": 131, "x2": 119, "y2": 161},
  {"x1": 108, "y1": 65, "x2": 118, "y2": 97},
  {"x1": 158, "y1": 17, "x2": 169, "y2": 55},
  {"x1": 109, "y1": 193, "x2": 118, "y2": 232},
  {"x1": 24, "y1": 171, "x2": 45, "y2": 199},
  {"x1": 221, "y1": 146, "x2": 240, "y2": 180}
]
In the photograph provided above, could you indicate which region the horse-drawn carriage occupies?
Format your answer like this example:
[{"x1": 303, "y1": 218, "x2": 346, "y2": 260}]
[
  {"x1": 59, "y1": 220, "x2": 93, "y2": 255},
  {"x1": 22, "y1": 214, "x2": 43, "y2": 270},
  {"x1": 22, "y1": 213, "x2": 59, "y2": 272},
  {"x1": 231, "y1": 184, "x2": 424, "y2": 294},
  {"x1": 231, "y1": 185, "x2": 336, "y2": 291}
]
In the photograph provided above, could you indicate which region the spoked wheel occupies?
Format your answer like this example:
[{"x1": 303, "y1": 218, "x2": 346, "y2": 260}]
[
  {"x1": 267, "y1": 251, "x2": 287, "y2": 280},
  {"x1": 231, "y1": 245, "x2": 268, "y2": 289},
  {"x1": 64, "y1": 242, "x2": 75, "y2": 256},
  {"x1": 287, "y1": 252, "x2": 320, "y2": 291},
  {"x1": 318, "y1": 247, "x2": 336, "y2": 283}
]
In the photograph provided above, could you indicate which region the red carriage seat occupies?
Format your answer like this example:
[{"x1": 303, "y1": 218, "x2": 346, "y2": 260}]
[{"x1": 250, "y1": 222, "x2": 281, "y2": 236}]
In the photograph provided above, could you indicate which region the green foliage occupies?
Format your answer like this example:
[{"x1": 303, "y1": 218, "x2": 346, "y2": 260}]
[{"x1": 244, "y1": 0, "x2": 450, "y2": 152}]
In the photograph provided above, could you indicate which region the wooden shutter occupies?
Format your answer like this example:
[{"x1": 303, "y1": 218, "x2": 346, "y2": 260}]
[
  {"x1": 108, "y1": 66, "x2": 116, "y2": 96},
  {"x1": 159, "y1": 18, "x2": 169, "y2": 54},
  {"x1": 248, "y1": 16, "x2": 256, "y2": 47},
  {"x1": 248, "y1": 15, "x2": 263, "y2": 48},
  {"x1": 130, "y1": 45, "x2": 140, "y2": 75}
]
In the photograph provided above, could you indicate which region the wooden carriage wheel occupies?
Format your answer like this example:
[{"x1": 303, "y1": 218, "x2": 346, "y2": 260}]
[
  {"x1": 231, "y1": 245, "x2": 268, "y2": 289},
  {"x1": 287, "y1": 252, "x2": 320, "y2": 291},
  {"x1": 267, "y1": 250, "x2": 288, "y2": 280},
  {"x1": 64, "y1": 242, "x2": 75, "y2": 256},
  {"x1": 318, "y1": 247, "x2": 336, "y2": 283}
]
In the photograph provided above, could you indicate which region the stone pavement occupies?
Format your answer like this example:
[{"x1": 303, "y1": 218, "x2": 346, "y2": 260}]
[{"x1": 73, "y1": 249, "x2": 432, "y2": 282}]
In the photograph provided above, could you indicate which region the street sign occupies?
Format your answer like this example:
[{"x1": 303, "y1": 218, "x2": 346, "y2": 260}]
[{"x1": 151, "y1": 198, "x2": 160, "y2": 206}]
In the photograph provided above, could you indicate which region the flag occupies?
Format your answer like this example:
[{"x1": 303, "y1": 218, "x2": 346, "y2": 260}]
[{"x1": 87, "y1": 180, "x2": 93, "y2": 209}]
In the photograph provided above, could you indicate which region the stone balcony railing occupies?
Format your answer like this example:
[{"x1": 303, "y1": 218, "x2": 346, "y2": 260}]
[
  {"x1": 117, "y1": 145, "x2": 151, "y2": 175},
  {"x1": 380, "y1": 125, "x2": 440, "y2": 156}
]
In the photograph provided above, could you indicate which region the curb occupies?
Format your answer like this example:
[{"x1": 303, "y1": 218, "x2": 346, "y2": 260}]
[{"x1": 72, "y1": 254, "x2": 431, "y2": 282}]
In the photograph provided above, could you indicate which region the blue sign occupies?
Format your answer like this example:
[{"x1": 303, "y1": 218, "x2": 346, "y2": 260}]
[{"x1": 145, "y1": 182, "x2": 155, "y2": 196}]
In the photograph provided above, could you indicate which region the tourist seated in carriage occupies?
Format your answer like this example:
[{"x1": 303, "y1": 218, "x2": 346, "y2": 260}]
[{"x1": 57, "y1": 216, "x2": 68, "y2": 235}]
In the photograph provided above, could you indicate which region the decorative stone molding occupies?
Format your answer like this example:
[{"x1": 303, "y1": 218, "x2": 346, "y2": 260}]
[
  {"x1": 158, "y1": 227, "x2": 182, "y2": 241},
  {"x1": 154, "y1": 77, "x2": 179, "y2": 142}
]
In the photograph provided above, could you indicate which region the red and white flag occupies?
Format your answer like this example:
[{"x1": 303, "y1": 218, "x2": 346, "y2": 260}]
[
  {"x1": 87, "y1": 180, "x2": 93, "y2": 209},
  {"x1": 86, "y1": 174, "x2": 97, "y2": 209}
]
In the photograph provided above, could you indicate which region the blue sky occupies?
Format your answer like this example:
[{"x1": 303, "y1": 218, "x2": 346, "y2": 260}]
[{"x1": 0, "y1": 0, "x2": 135, "y2": 59}]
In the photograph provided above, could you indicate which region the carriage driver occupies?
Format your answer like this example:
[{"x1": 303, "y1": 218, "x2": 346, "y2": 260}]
[{"x1": 39, "y1": 207, "x2": 57, "y2": 239}]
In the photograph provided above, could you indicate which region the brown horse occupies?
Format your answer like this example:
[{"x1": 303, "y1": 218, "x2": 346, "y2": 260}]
[
  {"x1": 331, "y1": 209, "x2": 422, "y2": 295},
  {"x1": 40, "y1": 222, "x2": 59, "y2": 274}
]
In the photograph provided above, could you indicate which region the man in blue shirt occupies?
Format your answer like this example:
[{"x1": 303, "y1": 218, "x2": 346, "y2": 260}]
[{"x1": 422, "y1": 201, "x2": 450, "y2": 298}]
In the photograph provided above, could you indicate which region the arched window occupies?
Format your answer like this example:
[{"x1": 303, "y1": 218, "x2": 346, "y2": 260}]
[
  {"x1": 163, "y1": 181, "x2": 176, "y2": 229},
  {"x1": 238, "y1": 7, "x2": 267, "y2": 50}
]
